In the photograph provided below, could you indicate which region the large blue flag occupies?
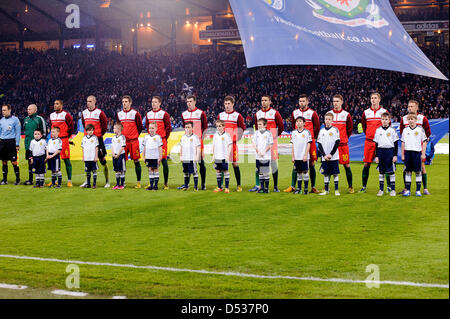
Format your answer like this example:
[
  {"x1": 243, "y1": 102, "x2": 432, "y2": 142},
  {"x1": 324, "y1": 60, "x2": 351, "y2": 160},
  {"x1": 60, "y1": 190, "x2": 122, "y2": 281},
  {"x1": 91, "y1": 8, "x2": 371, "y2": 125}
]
[{"x1": 229, "y1": 0, "x2": 447, "y2": 80}]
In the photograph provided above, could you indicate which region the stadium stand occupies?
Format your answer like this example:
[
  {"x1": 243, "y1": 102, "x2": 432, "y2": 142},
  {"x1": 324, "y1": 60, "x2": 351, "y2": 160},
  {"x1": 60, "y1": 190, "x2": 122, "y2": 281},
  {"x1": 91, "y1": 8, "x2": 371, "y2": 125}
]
[{"x1": 0, "y1": 46, "x2": 448, "y2": 132}]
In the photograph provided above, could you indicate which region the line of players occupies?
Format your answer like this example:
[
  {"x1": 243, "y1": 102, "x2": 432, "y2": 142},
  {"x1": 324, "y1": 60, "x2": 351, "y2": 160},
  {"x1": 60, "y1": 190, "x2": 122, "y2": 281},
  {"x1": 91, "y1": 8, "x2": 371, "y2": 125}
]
[{"x1": 0, "y1": 92, "x2": 431, "y2": 195}]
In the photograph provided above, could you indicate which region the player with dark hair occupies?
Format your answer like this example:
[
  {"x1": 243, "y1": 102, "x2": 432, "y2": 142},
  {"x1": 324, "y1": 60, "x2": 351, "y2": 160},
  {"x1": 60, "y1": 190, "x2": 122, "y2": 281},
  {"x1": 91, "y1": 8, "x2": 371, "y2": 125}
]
[
  {"x1": 330, "y1": 94, "x2": 354, "y2": 193},
  {"x1": 117, "y1": 95, "x2": 143, "y2": 188},
  {"x1": 249, "y1": 95, "x2": 284, "y2": 192},
  {"x1": 285, "y1": 94, "x2": 320, "y2": 193},
  {"x1": 374, "y1": 112, "x2": 398, "y2": 197},
  {"x1": 181, "y1": 95, "x2": 208, "y2": 190},
  {"x1": 179, "y1": 121, "x2": 201, "y2": 191},
  {"x1": 317, "y1": 112, "x2": 341, "y2": 196},
  {"x1": 81, "y1": 124, "x2": 99, "y2": 189},
  {"x1": 218, "y1": 95, "x2": 246, "y2": 192},
  {"x1": 49, "y1": 99, "x2": 74, "y2": 187}
]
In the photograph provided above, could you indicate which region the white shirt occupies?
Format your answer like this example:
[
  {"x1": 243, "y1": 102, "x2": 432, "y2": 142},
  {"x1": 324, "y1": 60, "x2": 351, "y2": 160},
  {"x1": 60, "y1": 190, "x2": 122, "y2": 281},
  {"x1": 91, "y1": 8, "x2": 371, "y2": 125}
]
[
  {"x1": 142, "y1": 134, "x2": 163, "y2": 160},
  {"x1": 291, "y1": 129, "x2": 312, "y2": 161},
  {"x1": 111, "y1": 134, "x2": 126, "y2": 156},
  {"x1": 401, "y1": 126, "x2": 427, "y2": 152},
  {"x1": 213, "y1": 131, "x2": 232, "y2": 161},
  {"x1": 81, "y1": 135, "x2": 99, "y2": 161},
  {"x1": 253, "y1": 129, "x2": 273, "y2": 161},
  {"x1": 180, "y1": 133, "x2": 201, "y2": 161},
  {"x1": 30, "y1": 139, "x2": 47, "y2": 157},
  {"x1": 373, "y1": 126, "x2": 399, "y2": 149},
  {"x1": 317, "y1": 126, "x2": 340, "y2": 161},
  {"x1": 47, "y1": 138, "x2": 62, "y2": 154}
]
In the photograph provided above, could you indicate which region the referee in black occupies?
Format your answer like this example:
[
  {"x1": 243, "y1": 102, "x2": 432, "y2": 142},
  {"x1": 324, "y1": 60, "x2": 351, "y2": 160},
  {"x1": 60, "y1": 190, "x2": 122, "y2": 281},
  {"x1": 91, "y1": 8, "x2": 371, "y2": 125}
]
[{"x1": 0, "y1": 104, "x2": 21, "y2": 185}]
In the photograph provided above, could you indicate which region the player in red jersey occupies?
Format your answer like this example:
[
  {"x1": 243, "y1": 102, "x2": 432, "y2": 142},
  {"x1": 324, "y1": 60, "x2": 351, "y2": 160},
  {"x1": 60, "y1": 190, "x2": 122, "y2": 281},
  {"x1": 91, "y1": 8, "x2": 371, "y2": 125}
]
[
  {"x1": 284, "y1": 94, "x2": 320, "y2": 193},
  {"x1": 144, "y1": 96, "x2": 172, "y2": 189},
  {"x1": 249, "y1": 95, "x2": 284, "y2": 192},
  {"x1": 399, "y1": 99, "x2": 432, "y2": 195},
  {"x1": 49, "y1": 100, "x2": 74, "y2": 187},
  {"x1": 330, "y1": 94, "x2": 354, "y2": 193},
  {"x1": 359, "y1": 92, "x2": 388, "y2": 193},
  {"x1": 80, "y1": 95, "x2": 110, "y2": 187},
  {"x1": 117, "y1": 95, "x2": 143, "y2": 188},
  {"x1": 217, "y1": 96, "x2": 246, "y2": 192},
  {"x1": 181, "y1": 95, "x2": 208, "y2": 190}
]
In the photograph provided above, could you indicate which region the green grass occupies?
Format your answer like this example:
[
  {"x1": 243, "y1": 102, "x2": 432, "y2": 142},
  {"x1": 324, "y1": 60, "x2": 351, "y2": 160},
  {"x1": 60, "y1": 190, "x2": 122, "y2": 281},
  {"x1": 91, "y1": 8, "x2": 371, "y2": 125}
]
[{"x1": 0, "y1": 154, "x2": 448, "y2": 299}]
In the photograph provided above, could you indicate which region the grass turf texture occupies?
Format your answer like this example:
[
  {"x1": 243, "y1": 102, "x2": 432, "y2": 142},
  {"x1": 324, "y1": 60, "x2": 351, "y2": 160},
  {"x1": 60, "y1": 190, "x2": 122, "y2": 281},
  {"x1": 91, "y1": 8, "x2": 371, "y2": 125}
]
[{"x1": 0, "y1": 154, "x2": 448, "y2": 299}]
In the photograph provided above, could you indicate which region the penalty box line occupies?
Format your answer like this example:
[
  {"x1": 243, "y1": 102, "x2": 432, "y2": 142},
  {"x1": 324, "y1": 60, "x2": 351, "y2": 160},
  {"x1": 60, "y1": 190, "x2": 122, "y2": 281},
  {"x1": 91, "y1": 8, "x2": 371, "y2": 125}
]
[{"x1": 0, "y1": 254, "x2": 448, "y2": 289}]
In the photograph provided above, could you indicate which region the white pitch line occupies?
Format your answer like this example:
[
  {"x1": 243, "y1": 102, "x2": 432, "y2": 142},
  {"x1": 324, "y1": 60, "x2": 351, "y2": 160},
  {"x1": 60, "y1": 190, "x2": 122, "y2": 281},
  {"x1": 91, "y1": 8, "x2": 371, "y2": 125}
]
[
  {"x1": 51, "y1": 289, "x2": 88, "y2": 297},
  {"x1": 112, "y1": 296, "x2": 127, "y2": 299},
  {"x1": 0, "y1": 254, "x2": 448, "y2": 289},
  {"x1": 0, "y1": 283, "x2": 28, "y2": 290}
]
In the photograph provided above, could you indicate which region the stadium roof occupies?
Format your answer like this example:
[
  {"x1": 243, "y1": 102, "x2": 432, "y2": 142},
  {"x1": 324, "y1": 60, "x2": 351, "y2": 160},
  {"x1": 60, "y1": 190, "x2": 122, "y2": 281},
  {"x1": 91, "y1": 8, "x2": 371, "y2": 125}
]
[
  {"x1": 0, "y1": 0, "x2": 230, "y2": 41},
  {"x1": 0, "y1": 0, "x2": 447, "y2": 43}
]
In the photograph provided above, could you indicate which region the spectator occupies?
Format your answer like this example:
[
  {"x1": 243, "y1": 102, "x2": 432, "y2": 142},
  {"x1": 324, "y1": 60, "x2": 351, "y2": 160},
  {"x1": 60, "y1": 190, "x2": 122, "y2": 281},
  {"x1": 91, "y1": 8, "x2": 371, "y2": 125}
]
[{"x1": 0, "y1": 45, "x2": 448, "y2": 133}]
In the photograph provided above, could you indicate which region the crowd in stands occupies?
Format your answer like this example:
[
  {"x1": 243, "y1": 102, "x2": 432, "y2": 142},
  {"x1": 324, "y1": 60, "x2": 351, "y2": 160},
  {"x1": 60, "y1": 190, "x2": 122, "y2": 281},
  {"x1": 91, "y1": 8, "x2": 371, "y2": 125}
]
[{"x1": 0, "y1": 43, "x2": 448, "y2": 133}]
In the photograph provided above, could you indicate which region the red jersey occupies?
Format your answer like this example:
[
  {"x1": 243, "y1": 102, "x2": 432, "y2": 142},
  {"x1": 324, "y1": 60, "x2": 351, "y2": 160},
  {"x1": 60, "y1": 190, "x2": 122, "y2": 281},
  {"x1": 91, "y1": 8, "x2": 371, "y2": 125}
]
[
  {"x1": 81, "y1": 107, "x2": 107, "y2": 137},
  {"x1": 145, "y1": 108, "x2": 172, "y2": 139},
  {"x1": 50, "y1": 110, "x2": 74, "y2": 139},
  {"x1": 253, "y1": 107, "x2": 284, "y2": 138},
  {"x1": 330, "y1": 108, "x2": 353, "y2": 145},
  {"x1": 361, "y1": 106, "x2": 388, "y2": 141},
  {"x1": 400, "y1": 113, "x2": 431, "y2": 138},
  {"x1": 181, "y1": 107, "x2": 208, "y2": 139},
  {"x1": 218, "y1": 110, "x2": 246, "y2": 142},
  {"x1": 291, "y1": 107, "x2": 320, "y2": 139},
  {"x1": 117, "y1": 108, "x2": 143, "y2": 141}
]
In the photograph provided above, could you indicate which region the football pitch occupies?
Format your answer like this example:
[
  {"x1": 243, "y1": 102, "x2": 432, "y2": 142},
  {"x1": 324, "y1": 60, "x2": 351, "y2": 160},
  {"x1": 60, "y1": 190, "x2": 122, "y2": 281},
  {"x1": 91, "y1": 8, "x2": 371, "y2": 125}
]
[{"x1": 0, "y1": 154, "x2": 448, "y2": 299}]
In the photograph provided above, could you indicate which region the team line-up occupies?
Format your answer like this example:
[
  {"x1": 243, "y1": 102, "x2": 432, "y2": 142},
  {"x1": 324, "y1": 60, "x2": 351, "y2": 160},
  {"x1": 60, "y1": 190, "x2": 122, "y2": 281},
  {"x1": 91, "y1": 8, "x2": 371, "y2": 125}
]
[{"x1": 0, "y1": 93, "x2": 430, "y2": 197}]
